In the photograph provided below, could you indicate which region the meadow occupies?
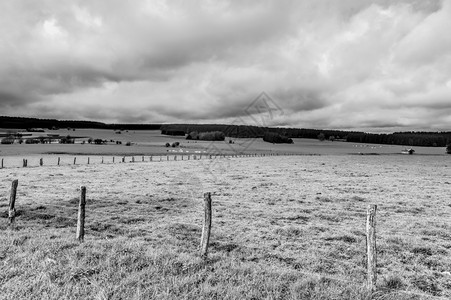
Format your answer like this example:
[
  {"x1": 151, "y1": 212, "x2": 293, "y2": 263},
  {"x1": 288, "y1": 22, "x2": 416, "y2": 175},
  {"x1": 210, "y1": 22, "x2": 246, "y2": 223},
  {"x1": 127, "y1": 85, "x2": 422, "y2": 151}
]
[{"x1": 1, "y1": 130, "x2": 450, "y2": 299}]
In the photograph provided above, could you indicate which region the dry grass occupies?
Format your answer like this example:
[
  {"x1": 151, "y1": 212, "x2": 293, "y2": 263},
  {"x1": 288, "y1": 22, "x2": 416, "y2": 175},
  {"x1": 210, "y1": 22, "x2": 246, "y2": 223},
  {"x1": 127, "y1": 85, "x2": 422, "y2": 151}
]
[{"x1": 1, "y1": 155, "x2": 450, "y2": 299}]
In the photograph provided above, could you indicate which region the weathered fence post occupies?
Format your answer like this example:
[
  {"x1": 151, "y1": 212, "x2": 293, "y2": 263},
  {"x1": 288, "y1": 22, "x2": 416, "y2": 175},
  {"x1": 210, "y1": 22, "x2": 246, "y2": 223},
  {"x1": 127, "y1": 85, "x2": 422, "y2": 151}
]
[
  {"x1": 39, "y1": 158, "x2": 43, "y2": 166},
  {"x1": 101, "y1": 157, "x2": 104, "y2": 164},
  {"x1": 58, "y1": 157, "x2": 60, "y2": 166},
  {"x1": 150, "y1": 156, "x2": 152, "y2": 161},
  {"x1": 1, "y1": 158, "x2": 3, "y2": 169},
  {"x1": 74, "y1": 157, "x2": 77, "y2": 165},
  {"x1": 200, "y1": 192, "x2": 212, "y2": 259},
  {"x1": 167, "y1": 155, "x2": 169, "y2": 161},
  {"x1": 366, "y1": 204, "x2": 377, "y2": 292},
  {"x1": 132, "y1": 156, "x2": 135, "y2": 163},
  {"x1": 22, "y1": 159, "x2": 26, "y2": 167},
  {"x1": 87, "y1": 157, "x2": 90, "y2": 164},
  {"x1": 9, "y1": 179, "x2": 19, "y2": 227},
  {"x1": 122, "y1": 157, "x2": 125, "y2": 163},
  {"x1": 113, "y1": 157, "x2": 115, "y2": 163},
  {"x1": 76, "y1": 186, "x2": 87, "y2": 242}
]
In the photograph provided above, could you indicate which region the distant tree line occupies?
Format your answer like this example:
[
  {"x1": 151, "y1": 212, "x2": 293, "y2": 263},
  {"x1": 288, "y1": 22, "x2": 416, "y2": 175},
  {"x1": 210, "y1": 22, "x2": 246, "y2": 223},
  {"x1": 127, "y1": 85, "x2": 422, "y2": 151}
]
[
  {"x1": 0, "y1": 116, "x2": 161, "y2": 131},
  {"x1": 161, "y1": 124, "x2": 451, "y2": 147},
  {"x1": 187, "y1": 131, "x2": 225, "y2": 141},
  {"x1": 346, "y1": 132, "x2": 451, "y2": 147},
  {"x1": 160, "y1": 124, "x2": 354, "y2": 140}
]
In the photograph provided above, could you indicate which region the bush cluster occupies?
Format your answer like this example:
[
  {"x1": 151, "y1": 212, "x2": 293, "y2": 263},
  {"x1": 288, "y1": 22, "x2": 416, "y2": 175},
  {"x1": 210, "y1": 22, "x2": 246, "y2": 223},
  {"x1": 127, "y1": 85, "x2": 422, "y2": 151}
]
[
  {"x1": 263, "y1": 132, "x2": 293, "y2": 144},
  {"x1": 1, "y1": 137, "x2": 14, "y2": 144},
  {"x1": 186, "y1": 131, "x2": 225, "y2": 141}
]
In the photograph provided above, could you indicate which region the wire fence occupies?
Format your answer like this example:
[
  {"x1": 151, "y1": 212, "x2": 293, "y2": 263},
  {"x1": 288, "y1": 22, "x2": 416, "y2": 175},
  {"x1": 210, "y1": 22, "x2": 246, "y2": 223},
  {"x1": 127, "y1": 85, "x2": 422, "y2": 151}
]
[{"x1": 0, "y1": 153, "x2": 290, "y2": 169}]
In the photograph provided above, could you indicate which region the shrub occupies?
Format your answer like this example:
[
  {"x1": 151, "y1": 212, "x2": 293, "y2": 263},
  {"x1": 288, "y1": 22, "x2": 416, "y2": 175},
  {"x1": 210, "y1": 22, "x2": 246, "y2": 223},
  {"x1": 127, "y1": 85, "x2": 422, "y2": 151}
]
[
  {"x1": 318, "y1": 133, "x2": 325, "y2": 141},
  {"x1": 1, "y1": 137, "x2": 14, "y2": 144},
  {"x1": 125, "y1": 142, "x2": 132, "y2": 146},
  {"x1": 59, "y1": 136, "x2": 74, "y2": 144},
  {"x1": 447, "y1": 144, "x2": 451, "y2": 154},
  {"x1": 25, "y1": 139, "x2": 39, "y2": 144},
  {"x1": 94, "y1": 139, "x2": 104, "y2": 145},
  {"x1": 165, "y1": 142, "x2": 170, "y2": 147},
  {"x1": 263, "y1": 132, "x2": 293, "y2": 144},
  {"x1": 171, "y1": 142, "x2": 180, "y2": 147}
]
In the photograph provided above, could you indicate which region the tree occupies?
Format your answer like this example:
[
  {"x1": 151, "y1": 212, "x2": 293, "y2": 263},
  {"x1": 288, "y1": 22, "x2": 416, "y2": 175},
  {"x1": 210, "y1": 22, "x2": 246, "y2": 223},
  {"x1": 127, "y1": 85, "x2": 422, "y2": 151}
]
[
  {"x1": 447, "y1": 144, "x2": 451, "y2": 154},
  {"x1": 318, "y1": 133, "x2": 325, "y2": 141}
]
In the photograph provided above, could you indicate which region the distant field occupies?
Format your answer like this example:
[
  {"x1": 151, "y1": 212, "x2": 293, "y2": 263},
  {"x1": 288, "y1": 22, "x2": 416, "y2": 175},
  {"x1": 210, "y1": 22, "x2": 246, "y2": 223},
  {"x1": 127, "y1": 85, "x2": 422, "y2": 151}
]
[
  {"x1": 1, "y1": 155, "x2": 450, "y2": 299},
  {"x1": 0, "y1": 128, "x2": 448, "y2": 159}
]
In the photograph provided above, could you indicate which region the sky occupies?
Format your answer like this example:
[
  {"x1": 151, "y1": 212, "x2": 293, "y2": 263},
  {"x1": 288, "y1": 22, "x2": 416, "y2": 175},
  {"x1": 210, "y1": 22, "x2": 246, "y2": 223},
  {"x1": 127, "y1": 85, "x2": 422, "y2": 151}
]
[{"x1": 1, "y1": 0, "x2": 450, "y2": 132}]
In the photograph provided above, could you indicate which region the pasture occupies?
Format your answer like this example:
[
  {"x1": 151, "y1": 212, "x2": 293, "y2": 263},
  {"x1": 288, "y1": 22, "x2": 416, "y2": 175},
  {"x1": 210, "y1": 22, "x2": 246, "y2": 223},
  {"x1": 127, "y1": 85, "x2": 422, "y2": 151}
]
[
  {"x1": 1, "y1": 152, "x2": 450, "y2": 299},
  {"x1": 0, "y1": 128, "x2": 448, "y2": 160}
]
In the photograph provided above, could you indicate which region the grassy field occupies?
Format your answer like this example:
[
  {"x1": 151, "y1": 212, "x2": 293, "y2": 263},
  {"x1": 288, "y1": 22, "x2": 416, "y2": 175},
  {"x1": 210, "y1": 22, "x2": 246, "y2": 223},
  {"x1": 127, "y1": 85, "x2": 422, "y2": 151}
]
[
  {"x1": 1, "y1": 129, "x2": 448, "y2": 166},
  {"x1": 1, "y1": 154, "x2": 450, "y2": 299}
]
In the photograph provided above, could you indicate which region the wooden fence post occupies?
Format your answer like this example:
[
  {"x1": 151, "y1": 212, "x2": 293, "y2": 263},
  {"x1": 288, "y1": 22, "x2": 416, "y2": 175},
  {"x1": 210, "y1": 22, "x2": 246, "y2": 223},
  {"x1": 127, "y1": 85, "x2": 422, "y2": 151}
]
[
  {"x1": 76, "y1": 186, "x2": 87, "y2": 242},
  {"x1": 101, "y1": 157, "x2": 104, "y2": 164},
  {"x1": 39, "y1": 158, "x2": 43, "y2": 166},
  {"x1": 23, "y1": 159, "x2": 26, "y2": 167},
  {"x1": 200, "y1": 192, "x2": 212, "y2": 259},
  {"x1": 167, "y1": 155, "x2": 169, "y2": 161},
  {"x1": 9, "y1": 179, "x2": 19, "y2": 227},
  {"x1": 174, "y1": 155, "x2": 177, "y2": 161},
  {"x1": 74, "y1": 157, "x2": 77, "y2": 165},
  {"x1": 366, "y1": 204, "x2": 377, "y2": 292},
  {"x1": 87, "y1": 157, "x2": 90, "y2": 164},
  {"x1": 132, "y1": 156, "x2": 135, "y2": 163},
  {"x1": 1, "y1": 158, "x2": 3, "y2": 168},
  {"x1": 58, "y1": 157, "x2": 60, "y2": 166},
  {"x1": 113, "y1": 157, "x2": 115, "y2": 163},
  {"x1": 150, "y1": 156, "x2": 152, "y2": 161}
]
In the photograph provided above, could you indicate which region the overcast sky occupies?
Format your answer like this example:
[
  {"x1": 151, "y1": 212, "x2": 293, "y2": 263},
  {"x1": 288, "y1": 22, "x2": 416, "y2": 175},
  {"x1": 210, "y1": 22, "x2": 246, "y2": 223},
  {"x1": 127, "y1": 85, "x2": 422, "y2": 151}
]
[{"x1": 1, "y1": 0, "x2": 450, "y2": 132}]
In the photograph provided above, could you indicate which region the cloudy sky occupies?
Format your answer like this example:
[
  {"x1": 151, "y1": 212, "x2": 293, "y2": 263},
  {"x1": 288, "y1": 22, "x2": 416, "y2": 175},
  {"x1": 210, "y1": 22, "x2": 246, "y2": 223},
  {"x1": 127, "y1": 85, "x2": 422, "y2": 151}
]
[{"x1": 1, "y1": 0, "x2": 450, "y2": 132}]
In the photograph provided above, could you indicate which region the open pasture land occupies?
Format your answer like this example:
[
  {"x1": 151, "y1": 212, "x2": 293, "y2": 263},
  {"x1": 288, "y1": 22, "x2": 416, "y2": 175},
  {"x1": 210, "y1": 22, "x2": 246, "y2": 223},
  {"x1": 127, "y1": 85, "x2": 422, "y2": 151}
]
[
  {"x1": 0, "y1": 129, "x2": 448, "y2": 164},
  {"x1": 1, "y1": 154, "x2": 450, "y2": 299}
]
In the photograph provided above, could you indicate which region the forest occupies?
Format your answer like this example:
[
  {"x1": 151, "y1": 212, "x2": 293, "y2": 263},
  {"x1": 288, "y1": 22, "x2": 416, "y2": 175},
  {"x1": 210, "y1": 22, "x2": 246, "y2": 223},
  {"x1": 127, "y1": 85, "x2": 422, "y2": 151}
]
[{"x1": 161, "y1": 124, "x2": 451, "y2": 147}]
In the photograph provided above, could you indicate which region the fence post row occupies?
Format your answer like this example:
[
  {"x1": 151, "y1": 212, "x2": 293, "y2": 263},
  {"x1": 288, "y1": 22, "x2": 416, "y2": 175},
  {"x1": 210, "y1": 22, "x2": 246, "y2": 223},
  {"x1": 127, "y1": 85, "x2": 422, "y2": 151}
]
[
  {"x1": 76, "y1": 186, "x2": 87, "y2": 242},
  {"x1": 9, "y1": 179, "x2": 19, "y2": 227},
  {"x1": 366, "y1": 204, "x2": 377, "y2": 292},
  {"x1": 200, "y1": 192, "x2": 212, "y2": 259}
]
